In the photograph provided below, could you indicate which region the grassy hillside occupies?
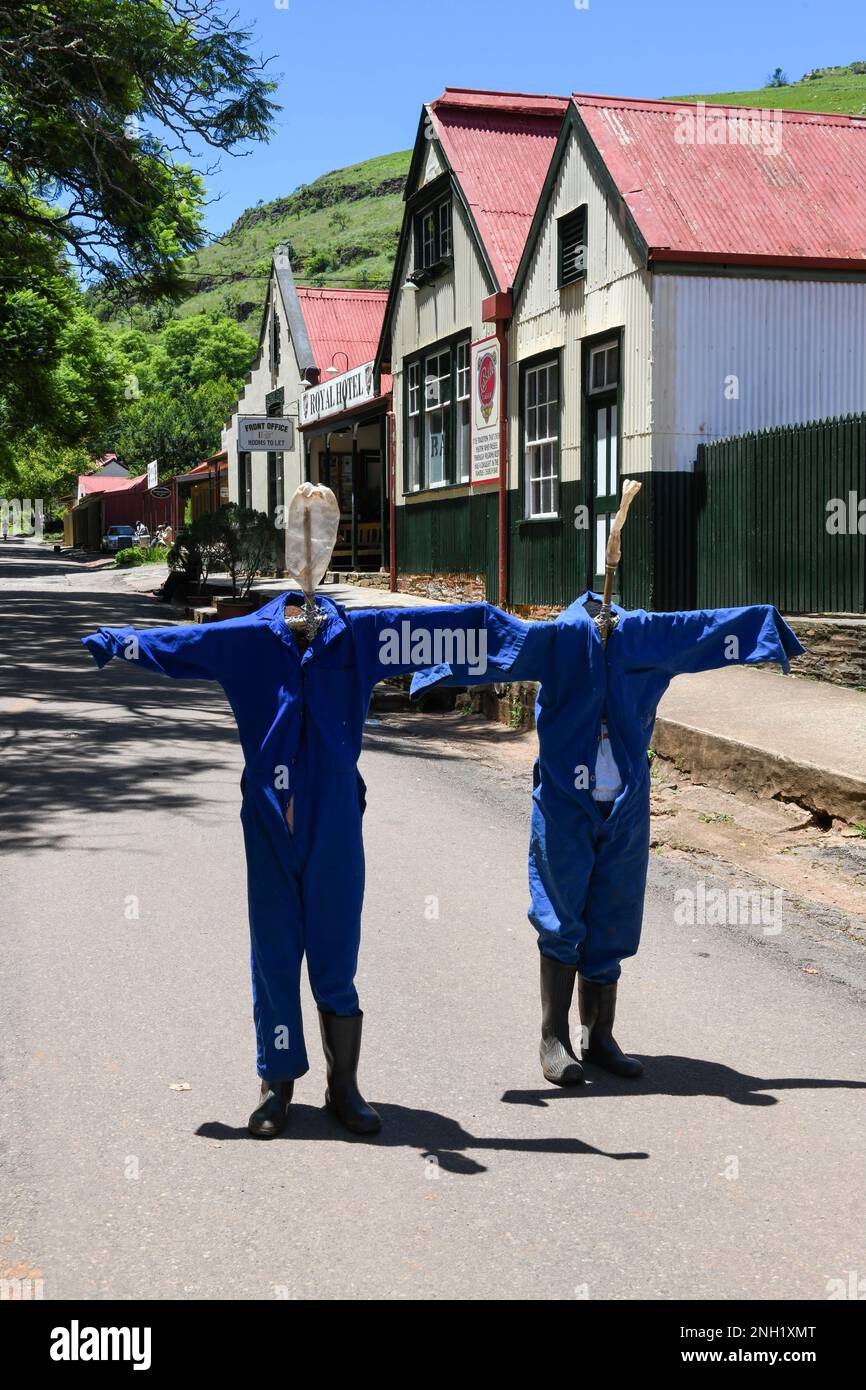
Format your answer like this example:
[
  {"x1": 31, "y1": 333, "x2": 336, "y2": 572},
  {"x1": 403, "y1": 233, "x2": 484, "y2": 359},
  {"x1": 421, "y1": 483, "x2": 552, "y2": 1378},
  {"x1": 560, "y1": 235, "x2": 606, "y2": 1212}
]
[
  {"x1": 96, "y1": 63, "x2": 866, "y2": 338},
  {"x1": 671, "y1": 61, "x2": 866, "y2": 114},
  {"x1": 170, "y1": 149, "x2": 409, "y2": 335}
]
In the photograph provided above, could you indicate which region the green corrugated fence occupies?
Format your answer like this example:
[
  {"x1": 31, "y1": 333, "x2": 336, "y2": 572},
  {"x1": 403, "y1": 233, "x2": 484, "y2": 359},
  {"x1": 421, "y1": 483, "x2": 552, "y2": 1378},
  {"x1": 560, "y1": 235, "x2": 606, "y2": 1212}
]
[{"x1": 696, "y1": 414, "x2": 866, "y2": 614}]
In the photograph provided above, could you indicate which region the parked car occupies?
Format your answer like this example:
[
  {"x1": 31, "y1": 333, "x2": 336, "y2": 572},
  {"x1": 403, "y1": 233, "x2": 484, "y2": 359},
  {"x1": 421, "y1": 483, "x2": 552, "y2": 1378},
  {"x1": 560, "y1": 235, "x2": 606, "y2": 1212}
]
[{"x1": 101, "y1": 524, "x2": 136, "y2": 553}]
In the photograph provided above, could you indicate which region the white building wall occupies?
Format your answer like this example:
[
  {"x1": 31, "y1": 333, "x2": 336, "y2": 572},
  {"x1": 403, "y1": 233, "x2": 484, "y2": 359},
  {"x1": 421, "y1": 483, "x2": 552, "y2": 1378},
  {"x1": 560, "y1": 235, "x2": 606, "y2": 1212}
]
[
  {"x1": 223, "y1": 269, "x2": 305, "y2": 512},
  {"x1": 391, "y1": 190, "x2": 495, "y2": 507},
  {"x1": 419, "y1": 139, "x2": 445, "y2": 188},
  {"x1": 651, "y1": 274, "x2": 866, "y2": 471},
  {"x1": 512, "y1": 128, "x2": 654, "y2": 487}
]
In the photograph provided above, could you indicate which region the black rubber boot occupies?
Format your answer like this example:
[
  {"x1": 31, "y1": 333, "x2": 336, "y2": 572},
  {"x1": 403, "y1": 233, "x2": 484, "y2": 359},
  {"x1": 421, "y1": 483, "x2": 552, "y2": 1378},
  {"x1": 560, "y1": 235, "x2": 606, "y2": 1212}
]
[
  {"x1": 248, "y1": 1078, "x2": 294, "y2": 1137},
  {"x1": 539, "y1": 955, "x2": 584, "y2": 1085},
  {"x1": 318, "y1": 1011, "x2": 381, "y2": 1135},
  {"x1": 578, "y1": 978, "x2": 643, "y2": 1078}
]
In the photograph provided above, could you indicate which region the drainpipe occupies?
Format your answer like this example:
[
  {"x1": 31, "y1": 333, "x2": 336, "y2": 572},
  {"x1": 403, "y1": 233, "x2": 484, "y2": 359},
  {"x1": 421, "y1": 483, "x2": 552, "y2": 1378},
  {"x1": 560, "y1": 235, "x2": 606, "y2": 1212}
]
[
  {"x1": 388, "y1": 408, "x2": 396, "y2": 591},
  {"x1": 483, "y1": 290, "x2": 513, "y2": 608},
  {"x1": 351, "y1": 423, "x2": 359, "y2": 572}
]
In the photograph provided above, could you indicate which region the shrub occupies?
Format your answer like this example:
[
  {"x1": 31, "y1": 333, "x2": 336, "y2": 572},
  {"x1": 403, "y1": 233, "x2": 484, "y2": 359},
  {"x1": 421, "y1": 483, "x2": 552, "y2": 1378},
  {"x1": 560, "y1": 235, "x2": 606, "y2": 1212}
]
[{"x1": 114, "y1": 545, "x2": 170, "y2": 568}]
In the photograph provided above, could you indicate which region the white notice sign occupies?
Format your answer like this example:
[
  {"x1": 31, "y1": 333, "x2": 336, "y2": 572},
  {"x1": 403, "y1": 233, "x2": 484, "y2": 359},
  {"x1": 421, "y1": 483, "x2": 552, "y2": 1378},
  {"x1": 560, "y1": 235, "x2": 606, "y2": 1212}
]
[{"x1": 238, "y1": 416, "x2": 295, "y2": 452}]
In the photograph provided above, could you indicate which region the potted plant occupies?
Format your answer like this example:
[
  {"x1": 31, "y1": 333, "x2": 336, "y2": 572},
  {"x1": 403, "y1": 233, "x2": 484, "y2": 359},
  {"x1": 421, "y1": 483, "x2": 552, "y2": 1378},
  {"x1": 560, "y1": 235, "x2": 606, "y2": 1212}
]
[
  {"x1": 159, "y1": 528, "x2": 205, "y2": 603},
  {"x1": 213, "y1": 505, "x2": 281, "y2": 618}
]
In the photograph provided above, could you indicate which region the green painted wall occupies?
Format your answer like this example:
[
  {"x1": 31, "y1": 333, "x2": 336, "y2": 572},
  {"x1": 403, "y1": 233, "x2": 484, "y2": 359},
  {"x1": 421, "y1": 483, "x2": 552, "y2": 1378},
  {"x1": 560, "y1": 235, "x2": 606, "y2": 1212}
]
[
  {"x1": 396, "y1": 490, "x2": 499, "y2": 598},
  {"x1": 396, "y1": 415, "x2": 866, "y2": 617},
  {"x1": 696, "y1": 415, "x2": 865, "y2": 614},
  {"x1": 395, "y1": 479, "x2": 677, "y2": 611}
]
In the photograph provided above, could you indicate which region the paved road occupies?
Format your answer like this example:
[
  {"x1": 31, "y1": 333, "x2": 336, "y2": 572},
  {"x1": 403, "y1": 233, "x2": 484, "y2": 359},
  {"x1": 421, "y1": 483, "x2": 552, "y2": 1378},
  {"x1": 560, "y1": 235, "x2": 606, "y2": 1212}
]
[{"x1": 1, "y1": 540, "x2": 865, "y2": 1300}]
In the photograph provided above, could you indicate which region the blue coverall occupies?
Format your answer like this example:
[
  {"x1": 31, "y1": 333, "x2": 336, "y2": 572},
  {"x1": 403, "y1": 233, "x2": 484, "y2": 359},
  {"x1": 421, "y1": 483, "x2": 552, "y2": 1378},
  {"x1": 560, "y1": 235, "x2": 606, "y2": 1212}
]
[
  {"x1": 82, "y1": 593, "x2": 523, "y2": 1081},
  {"x1": 411, "y1": 593, "x2": 804, "y2": 983}
]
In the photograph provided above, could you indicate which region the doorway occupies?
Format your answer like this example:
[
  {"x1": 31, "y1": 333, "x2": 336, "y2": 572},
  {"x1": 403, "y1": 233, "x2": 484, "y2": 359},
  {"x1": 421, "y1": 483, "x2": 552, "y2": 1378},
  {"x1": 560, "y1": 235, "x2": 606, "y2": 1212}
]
[{"x1": 585, "y1": 337, "x2": 621, "y2": 592}]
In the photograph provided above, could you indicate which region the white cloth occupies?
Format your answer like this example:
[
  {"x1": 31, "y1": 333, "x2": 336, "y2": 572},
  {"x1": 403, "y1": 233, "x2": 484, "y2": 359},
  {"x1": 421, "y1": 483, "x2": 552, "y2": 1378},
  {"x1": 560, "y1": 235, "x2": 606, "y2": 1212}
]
[{"x1": 592, "y1": 721, "x2": 623, "y2": 803}]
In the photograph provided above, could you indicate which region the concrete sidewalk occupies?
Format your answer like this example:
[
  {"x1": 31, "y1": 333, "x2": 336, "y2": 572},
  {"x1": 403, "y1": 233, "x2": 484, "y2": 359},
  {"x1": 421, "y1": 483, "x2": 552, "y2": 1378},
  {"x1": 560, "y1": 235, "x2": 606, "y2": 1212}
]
[{"x1": 655, "y1": 668, "x2": 866, "y2": 824}]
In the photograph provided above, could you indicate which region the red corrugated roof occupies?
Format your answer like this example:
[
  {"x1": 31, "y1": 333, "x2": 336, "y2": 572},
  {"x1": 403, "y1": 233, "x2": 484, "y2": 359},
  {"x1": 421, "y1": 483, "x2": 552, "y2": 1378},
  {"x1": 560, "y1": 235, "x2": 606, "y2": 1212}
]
[
  {"x1": 573, "y1": 94, "x2": 866, "y2": 269},
  {"x1": 296, "y1": 288, "x2": 389, "y2": 376},
  {"x1": 78, "y1": 474, "x2": 132, "y2": 496},
  {"x1": 429, "y1": 88, "x2": 569, "y2": 289}
]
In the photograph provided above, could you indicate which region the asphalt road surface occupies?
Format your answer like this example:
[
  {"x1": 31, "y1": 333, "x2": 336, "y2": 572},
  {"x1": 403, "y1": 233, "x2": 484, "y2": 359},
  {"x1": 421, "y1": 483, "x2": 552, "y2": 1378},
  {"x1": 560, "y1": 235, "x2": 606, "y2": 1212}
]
[{"x1": 2, "y1": 540, "x2": 864, "y2": 1300}]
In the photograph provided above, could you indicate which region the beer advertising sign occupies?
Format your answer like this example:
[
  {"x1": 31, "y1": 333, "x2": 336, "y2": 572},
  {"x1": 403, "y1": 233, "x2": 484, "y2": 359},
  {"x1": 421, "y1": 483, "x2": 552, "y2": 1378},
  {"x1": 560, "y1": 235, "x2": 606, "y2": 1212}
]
[{"x1": 470, "y1": 337, "x2": 500, "y2": 484}]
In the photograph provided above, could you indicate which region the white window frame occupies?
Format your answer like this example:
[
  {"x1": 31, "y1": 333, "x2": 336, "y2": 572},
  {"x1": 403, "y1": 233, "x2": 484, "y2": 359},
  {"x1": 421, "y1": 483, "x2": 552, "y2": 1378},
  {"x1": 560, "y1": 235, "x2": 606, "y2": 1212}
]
[{"x1": 524, "y1": 360, "x2": 559, "y2": 520}]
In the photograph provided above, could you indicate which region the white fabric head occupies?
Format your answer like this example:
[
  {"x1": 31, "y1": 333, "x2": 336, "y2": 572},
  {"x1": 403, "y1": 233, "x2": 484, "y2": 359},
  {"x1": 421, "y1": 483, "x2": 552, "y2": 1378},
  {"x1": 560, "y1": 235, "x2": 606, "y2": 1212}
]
[{"x1": 284, "y1": 483, "x2": 340, "y2": 594}]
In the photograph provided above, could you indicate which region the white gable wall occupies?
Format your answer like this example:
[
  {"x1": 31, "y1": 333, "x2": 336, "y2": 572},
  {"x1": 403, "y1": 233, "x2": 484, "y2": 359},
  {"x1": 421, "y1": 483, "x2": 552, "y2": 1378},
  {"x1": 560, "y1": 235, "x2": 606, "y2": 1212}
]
[
  {"x1": 223, "y1": 271, "x2": 305, "y2": 514},
  {"x1": 419, "y1": 137, "x2": 445, "y2": 188},
  {"x1": 512, "y1": 126, "x2": 653, "y2": 489},
  {"x1": 390, "y1": 160, "x2": 495, "y2": 505},
  {"x1": 651, "y1": 273, "x2": 866, "y2": 471}
]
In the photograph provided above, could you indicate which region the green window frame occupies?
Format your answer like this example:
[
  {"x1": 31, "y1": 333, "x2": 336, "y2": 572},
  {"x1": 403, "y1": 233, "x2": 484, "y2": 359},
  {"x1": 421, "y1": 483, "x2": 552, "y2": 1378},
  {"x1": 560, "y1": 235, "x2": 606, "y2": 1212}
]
[
  {"x1": 238, "y1": 451, "x2": 253, "y2": 509},
  {"x1": 403, "y1": 334, "x2": 470, "y2": 493},
  {"x1": 413, "y1": 196, "x2": 454, "y2": 274},
  {"x1": 456, "y1": 340, "x2": 471, "y2": 484}
]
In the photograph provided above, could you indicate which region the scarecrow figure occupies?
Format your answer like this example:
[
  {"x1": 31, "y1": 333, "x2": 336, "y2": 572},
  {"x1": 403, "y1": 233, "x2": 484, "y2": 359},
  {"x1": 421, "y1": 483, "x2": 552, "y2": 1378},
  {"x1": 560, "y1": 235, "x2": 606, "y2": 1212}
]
[
  {"x1": 82, "y1": 485, "x2": 522, "y2": 1138},
  {"x1": 411, "y1": 481, "x2": 804, "y2": 1086}
]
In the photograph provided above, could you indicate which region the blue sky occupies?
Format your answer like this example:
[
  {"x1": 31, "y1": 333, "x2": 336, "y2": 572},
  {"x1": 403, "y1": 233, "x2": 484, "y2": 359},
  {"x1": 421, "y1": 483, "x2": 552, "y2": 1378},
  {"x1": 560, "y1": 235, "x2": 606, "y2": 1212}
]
[{"x1": 202, "y1": 0, "x2": 860, "y2": 235}]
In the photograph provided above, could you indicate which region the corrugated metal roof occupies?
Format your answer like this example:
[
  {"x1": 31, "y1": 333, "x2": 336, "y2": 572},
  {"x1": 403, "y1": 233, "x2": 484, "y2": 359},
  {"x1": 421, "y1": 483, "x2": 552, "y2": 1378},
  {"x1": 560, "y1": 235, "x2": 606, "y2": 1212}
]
[
  {"x1": 429, "y1": 88, "x2": 568, "y2": 289},
  {"x1": 573, "y1": 94, "x2": 866, "y2": 269},
  {"x1": 78, "y1": 474, "x2": 133, "y2": 496},
  {"x1": 296, "y1": 288, "x2": 389, "y2": 376}
]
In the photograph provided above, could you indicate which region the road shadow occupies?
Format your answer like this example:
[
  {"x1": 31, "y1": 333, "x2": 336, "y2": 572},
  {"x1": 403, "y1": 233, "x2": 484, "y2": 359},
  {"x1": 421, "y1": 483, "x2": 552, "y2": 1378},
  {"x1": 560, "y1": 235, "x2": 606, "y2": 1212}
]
[
  {"x1": 362, "y1": 711, "x2": 536, "y2": 768},
  {"x1": 195, "y1": 1101, "x2": 649, "y2": 1171},
  {"x1": 501, "y1": 1054, "x2": 866, "y2": 1108},
  {"x1": 0, "y1": 583, "x2": 238, "y2": 853}
]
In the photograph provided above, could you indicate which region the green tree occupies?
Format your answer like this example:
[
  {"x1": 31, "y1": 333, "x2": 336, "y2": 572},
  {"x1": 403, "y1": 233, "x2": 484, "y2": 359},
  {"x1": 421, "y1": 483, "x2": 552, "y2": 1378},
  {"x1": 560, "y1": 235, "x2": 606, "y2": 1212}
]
[
  {"x1": 0, "y1": 0, "x2": 278, "y2": 299},
  {"x1": 0, "y1": 233, "x2": 127, "y2": 497},
  {"x1": 146, "y1": 314, "x2": 255, "y2": 391},
  {"x1": 114, "y1": 375, "x2": 237, "y2": 477},
  {"x1": 1, "y1": 437, "x2": 92, "y2": 512}
]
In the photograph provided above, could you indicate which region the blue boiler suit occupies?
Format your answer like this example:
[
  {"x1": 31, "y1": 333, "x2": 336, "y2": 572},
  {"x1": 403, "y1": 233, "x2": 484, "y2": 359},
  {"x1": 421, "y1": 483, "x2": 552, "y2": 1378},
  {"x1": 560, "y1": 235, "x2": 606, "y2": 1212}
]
[
  {"x1": 411, "y1": 594, "x2": 803, "y2": 983},
  {"x1": 82, "y1": 594, "x2": 523, "y2": 1081}
]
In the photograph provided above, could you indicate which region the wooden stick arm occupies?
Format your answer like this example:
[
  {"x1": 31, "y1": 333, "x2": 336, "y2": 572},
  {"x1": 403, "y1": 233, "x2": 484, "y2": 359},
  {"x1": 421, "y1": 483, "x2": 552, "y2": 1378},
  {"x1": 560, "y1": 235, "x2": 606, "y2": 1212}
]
[
  {"x1": 605, "y1": 478, "x2": 642, "y2": 570},
  {"x1": 598, "y1": 479, "x2": 642, "y2": 643}
]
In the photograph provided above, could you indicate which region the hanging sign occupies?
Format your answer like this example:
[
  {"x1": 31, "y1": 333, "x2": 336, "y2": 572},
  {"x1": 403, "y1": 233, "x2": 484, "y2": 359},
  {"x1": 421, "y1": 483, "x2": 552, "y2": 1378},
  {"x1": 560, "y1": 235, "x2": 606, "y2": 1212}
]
[
  {"x1": 146, "y1": 459, "x2": 158, "y2": 489},
  {"x1": 470, "y1": 336, "x2": 500, "y2": 484},
  {"x1": 238, "y1": 416, "x2": 295, "y2": 451},
  {"x1": 300, "y1": 361, "x2": 376, "y2": 426}
]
